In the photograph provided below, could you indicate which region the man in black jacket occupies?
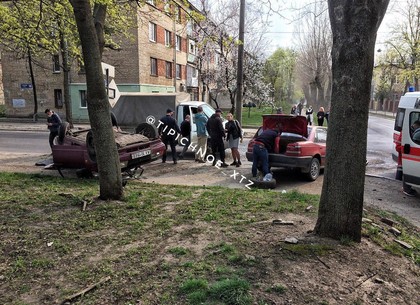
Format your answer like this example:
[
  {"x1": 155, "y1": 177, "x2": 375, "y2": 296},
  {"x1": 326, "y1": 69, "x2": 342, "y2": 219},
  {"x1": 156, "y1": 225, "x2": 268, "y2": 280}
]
[
  {"x1": 45, "y1": 108, "x2": 62, "y2": 150},
  {"x1": 158, "y1": 108, "x2": 181, "y2": 164},
  {"x1": 178, "y1": 115, "x2": 191, "y2": 159},
  {"x1": 206, "y1": 109, "x2": 228, "y2": 167}
]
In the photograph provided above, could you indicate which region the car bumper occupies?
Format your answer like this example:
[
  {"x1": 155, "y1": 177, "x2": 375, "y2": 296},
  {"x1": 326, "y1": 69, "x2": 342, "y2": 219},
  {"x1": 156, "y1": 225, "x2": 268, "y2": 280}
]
[{"x1": 246, "y1": 152, "x2": 313, "y2": 169}]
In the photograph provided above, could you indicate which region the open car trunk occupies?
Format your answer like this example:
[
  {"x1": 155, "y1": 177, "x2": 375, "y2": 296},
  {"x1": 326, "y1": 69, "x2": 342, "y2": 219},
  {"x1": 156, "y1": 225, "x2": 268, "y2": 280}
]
[{"x1": 262, "y1": 114, "x2": 308, "y2": 137}]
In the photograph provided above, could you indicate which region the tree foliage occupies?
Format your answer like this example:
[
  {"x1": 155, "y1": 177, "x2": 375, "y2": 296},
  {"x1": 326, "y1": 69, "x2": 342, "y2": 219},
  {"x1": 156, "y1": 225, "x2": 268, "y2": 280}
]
[
  {"x1": 264, "y1": 47, "x2": 297, "y2": 107},
  {"x1": 294, "y1": 0, "x2": 332, "y2": 110},
  {"x1": 383, "y1": 0, "x2": 420, "y2": 91},
  {"x1": 194, "y1": 0, "x2": 272, "y2": 113}
]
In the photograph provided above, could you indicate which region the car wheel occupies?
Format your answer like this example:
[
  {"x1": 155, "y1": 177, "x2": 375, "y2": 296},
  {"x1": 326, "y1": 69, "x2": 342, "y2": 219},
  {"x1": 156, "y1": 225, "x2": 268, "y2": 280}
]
[
  {"x1": 305, "y1": 158, "x2": 320, "y2": 181},
  {"x1": 86, "y1": 130, "x2": 97, "y2": 162},
  {"x1": 57, "y1": 122, "x2": 69, "y2": 145},
  {"x1": 135, "y1": 123, "x2": 158, "y2": 139},
  {"x1": 76, "y1": 168, "x2": 93, "y2": 179}
]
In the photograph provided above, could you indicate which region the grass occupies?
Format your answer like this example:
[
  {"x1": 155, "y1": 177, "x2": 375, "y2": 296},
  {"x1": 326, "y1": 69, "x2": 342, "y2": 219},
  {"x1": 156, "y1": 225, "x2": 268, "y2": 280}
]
[
  {"x1": 241, "y1": 106, "x2": 277, "y2": 127},
  {"x1": 0, "y1": 172, "x2": 418, "y2": 304}
]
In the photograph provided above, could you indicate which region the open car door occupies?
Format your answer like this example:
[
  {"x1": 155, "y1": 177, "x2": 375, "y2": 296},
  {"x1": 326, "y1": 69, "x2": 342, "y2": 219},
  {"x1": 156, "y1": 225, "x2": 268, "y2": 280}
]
[{"x1": 401, "y1": 109, "x2": 420, "y2": 187}]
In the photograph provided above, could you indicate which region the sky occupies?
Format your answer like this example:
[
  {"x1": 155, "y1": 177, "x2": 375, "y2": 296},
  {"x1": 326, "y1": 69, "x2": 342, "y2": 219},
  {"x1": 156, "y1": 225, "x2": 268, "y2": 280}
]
[{"x1": 264, "y1": 0, "x2": 400, "y2": 55}]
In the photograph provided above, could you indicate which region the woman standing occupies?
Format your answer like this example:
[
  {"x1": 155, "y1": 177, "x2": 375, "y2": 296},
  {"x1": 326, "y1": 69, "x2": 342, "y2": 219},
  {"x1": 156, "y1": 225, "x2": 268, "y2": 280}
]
[
  {"x1": 317, "y1": 107, "x2": 325, "y2": 126},
  {"x1": 306, "y1": 106, "x2": 313, "y2": 126},
  {"x1": 225, "y1": 113, "x2": 243, "y2": 167}
]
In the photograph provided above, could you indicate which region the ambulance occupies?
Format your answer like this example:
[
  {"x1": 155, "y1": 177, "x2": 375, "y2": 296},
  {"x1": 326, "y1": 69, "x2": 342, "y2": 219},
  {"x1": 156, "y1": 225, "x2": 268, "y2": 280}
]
[{"x1": 393, "y1": 88, "x2": 420, "y2": 187}]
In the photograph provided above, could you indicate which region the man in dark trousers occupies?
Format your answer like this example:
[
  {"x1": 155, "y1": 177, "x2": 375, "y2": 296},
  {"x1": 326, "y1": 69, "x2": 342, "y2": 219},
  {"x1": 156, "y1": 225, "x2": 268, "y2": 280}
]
[
  {"x1": 45, "y1": 108, "x2": 62, "y2": 150},
  {"x1": 206, "y1": 109, "x2": 228, "y2": 167},
  {"x1": 158, "y1": 108, "x2": 181, "y2": 164},
  {"x1": 178, "y1": 114, "x2": 191, "y2": 159},
  {"x1": 252, "y1": 128, "x2": 280, "y2": 179}
]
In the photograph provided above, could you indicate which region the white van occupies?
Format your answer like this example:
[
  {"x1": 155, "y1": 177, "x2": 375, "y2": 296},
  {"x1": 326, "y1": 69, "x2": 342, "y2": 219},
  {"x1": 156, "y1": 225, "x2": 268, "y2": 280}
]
[
  {"x1": 393, "y1": 90, "x2": 420, "y2": 187},
  {"x1": 175, "y1": 101, "x2": 228, "y2": 148}
]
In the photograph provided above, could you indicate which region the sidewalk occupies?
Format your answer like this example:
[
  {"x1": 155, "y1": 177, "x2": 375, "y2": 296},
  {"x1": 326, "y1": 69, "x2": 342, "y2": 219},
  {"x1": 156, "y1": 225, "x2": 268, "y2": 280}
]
[
  {"x1": 369, "y1": 109, "x2": 397, "y2": 119},
  {"x1": 0, "y1": 118, "x2": 89, "y2": 132},
  {"x1": 0, "y1": 118, "x2": 259, "y2": 135}
]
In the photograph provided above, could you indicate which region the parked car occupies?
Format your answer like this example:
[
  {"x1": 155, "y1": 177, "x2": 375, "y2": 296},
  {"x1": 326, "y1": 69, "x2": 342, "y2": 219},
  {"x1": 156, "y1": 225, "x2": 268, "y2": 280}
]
[
  {"x1": 246, "y1": 114, "x2": 327, "y2": 181},
  {"x1": 51, "y1": 122, "x2": 165, "y2": 177}
]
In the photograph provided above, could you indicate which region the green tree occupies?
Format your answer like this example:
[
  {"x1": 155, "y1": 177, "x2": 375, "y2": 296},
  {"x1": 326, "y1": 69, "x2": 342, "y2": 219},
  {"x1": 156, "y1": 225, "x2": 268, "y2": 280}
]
[
  {"x1": 385, "y1": 0, "x2": 420, "y2": 91},
  {"x1": 315, "y1": 0, "x2": 390, "y2": 241},
  {"x1": 264, "y1": 48, "x2": 297, "y2": 106}
]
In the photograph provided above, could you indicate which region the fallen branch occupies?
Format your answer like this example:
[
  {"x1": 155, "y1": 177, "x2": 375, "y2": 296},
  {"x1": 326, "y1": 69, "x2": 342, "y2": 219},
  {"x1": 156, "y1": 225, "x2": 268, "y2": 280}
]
[
  {"x1": 61, "y1": 276, "x2": 111, "y2": 304},
  {"x1": 355, "y1": 273, "x2": 377, "y2": 288},
  {"x1": 310, "y1": 249, "x2": 331, "y2": 269}
]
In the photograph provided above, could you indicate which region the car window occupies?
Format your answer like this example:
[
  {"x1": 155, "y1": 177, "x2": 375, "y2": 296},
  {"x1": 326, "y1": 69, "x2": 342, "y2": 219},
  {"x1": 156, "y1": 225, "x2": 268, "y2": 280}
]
[
  {"x1": 394, "y1": 108, "x2": 405, "y2": 132},
  {"x1": 315, "y1": 128, "x2": 327, "y2": 143},
  {"x1": 409, "y1": 112, "x2": 420, "y2": 144}
]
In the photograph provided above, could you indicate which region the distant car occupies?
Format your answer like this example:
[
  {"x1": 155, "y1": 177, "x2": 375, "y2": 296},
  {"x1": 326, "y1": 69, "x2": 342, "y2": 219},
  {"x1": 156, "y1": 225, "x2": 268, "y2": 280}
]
[
  {"x1": 243, "y1": 102, "x2": 257, "y2": 107},
  {"x1": 246, "y1": 114, "x2": 327, "y2": 181},
  {"x1": 51, "y1": 122, "x2": 165, "y2": 177}
]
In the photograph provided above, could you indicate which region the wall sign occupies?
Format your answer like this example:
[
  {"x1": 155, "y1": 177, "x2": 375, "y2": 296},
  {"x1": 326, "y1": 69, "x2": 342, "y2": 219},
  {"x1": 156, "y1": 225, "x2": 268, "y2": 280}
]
[
  {"x1": 20, "y1": 83, "x2": 33, "y2": 89},
  {"x1": 12, "y1": 99, "x2": 26, "y2": 108}
]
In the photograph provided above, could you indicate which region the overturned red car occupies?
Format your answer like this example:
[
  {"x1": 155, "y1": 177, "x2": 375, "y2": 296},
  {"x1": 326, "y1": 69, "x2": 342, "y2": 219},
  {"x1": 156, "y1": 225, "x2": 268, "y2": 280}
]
[
  {"x1": 51, "y1": 122, "x2": 165, "y2": 177},
  {"x1": 246, "y1": 114, "x2": 327, "y2": 181}
]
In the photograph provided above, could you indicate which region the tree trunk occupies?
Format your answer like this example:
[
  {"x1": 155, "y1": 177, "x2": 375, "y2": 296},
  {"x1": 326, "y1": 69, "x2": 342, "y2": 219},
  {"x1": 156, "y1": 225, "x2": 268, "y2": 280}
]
[
  {"x1": 60, "y1": 29, "x2": 73, "y2": 127},
  {"x1": 315, "y1": 0, "x2": 390, "y2": 241},
  {"x1": 28, "y1": 48, "x2": 38, "y2": 121},
  {"x1": 70, "y1": 0, "x2": 123, "y2": 200}
]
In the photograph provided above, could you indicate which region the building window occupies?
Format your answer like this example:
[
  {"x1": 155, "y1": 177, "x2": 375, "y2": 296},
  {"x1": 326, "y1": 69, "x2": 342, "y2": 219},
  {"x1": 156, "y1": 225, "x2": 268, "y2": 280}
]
[
  {"x1": 189, "y1": 39, "x2": 196, "y2": 55},
  {"x1": 149, "y1": 22, "x2": 157, "y2": 42},
  {"x1": 166, "y1": 61, "x2": 172, "y2": 78},
  {"x1": 176, "y1": 64, "x2": 181, "y2": 79},
  {"x1": 164, "y1": 0, "x2": 171, "y2": 14},
  {"x1": 53, "y1": 55, "x2": 60, "y2": 73},
  {"x1": 150, "y1": 58, "x2": 157, "y2": 76},
  {"x1": 80, "y1": 90, "x2": 87, "y2": 108},
  {"x1": 165, "y1": 30, "x2": 172, "y2": 47},
  {"x1": 54, "y1": 89, "x2": 63, "y2": 108},
  {"x1": 175, "y1": 5, "x2": 181, "y2": 22},
  {"x1": 176, "y1": 35, "x2": 181, "y2": 51}
]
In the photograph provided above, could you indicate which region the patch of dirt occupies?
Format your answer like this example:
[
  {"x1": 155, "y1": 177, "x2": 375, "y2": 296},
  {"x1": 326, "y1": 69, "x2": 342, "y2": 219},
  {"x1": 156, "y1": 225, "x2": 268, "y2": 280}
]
[{"x1": 0, "y1": 153, "x2": 419, "y2": 305}]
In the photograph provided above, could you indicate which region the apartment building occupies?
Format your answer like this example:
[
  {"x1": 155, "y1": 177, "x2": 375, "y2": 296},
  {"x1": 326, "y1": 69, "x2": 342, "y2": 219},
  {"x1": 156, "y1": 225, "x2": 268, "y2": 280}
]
[{"x1": 1, "y1": 0, "x2": 201, "y2": 120}]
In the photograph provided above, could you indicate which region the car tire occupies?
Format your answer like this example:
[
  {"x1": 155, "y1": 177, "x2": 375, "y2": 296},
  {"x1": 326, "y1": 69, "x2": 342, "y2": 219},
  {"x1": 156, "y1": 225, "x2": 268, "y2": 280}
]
[
  {"x1": 305, "y1": 157, "x2": 320, "y2": 181},
  {"x1": 57, "y1": 122, "x2": 69, "y2": 145},
  {"x1": 86, "y1": 130, "x2": 97, "y2": 162},
  {"x1": 135, "y1": 123, "x2": 158, "y2": 139},
  {"x1": 76, "y1": 168, "x2": 93, "y2": 179}
]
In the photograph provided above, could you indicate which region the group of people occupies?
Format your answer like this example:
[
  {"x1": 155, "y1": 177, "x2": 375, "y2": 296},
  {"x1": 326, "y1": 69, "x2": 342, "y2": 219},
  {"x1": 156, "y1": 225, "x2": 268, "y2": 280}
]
[
  {"x1": 304, "y1": 106, "x2": 329, "y2": 126},
  {"x1": 158, "y1": 107, "x2": 243, "y2": 167}
]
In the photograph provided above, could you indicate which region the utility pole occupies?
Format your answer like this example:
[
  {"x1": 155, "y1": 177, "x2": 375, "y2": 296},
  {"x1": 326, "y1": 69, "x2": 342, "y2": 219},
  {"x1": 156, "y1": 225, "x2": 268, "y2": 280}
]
[
  {"x1": 235, "y1": 0, "x2": 245, "y2": 124},
  {"x1": 173, "y1": 12, "x2": 177, "y2": 92}
]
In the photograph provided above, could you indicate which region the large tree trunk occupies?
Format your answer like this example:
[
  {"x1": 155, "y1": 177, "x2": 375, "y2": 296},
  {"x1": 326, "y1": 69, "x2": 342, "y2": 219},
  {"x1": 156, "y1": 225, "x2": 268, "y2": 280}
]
[
  {"x1": 70, "y1": 0, "x2": 123, "y2": 200},
  {"x1": 315, "y1": 0, "x2": 389, "y2": 241}
]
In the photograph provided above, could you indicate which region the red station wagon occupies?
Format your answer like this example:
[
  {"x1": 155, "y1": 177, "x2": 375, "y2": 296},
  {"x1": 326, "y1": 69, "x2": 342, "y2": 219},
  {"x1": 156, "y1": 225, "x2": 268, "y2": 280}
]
[{"x1": 246, "y1": 114, "x2": 327, "y2": 181}]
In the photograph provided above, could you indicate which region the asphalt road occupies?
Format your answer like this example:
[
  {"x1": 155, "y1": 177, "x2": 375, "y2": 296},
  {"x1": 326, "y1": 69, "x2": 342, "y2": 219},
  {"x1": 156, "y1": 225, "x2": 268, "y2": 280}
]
[
  {"x1": 0, "y1": 130, "x2": 51, "y2": 154},
  {"x1": 0, "y1": 114, "x2": 397, "y2": 173}
]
